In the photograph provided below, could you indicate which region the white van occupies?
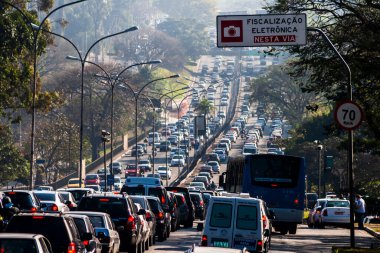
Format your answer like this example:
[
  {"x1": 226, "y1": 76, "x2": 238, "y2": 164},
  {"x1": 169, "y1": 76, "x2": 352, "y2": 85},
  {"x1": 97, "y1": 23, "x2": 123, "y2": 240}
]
[{"x1": 201, "y1": 194, "x2": 272, "y2": 252}]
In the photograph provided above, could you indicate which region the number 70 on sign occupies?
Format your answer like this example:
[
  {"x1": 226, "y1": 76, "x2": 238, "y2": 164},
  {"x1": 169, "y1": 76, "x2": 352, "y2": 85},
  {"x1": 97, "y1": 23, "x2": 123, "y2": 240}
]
[{"x1": 334, "y1": 101, "x2": 363, "y2": 130}]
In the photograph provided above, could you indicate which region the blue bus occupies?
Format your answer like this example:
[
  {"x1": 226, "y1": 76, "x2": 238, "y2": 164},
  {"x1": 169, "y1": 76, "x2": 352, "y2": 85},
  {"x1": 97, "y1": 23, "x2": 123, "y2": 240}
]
[{"x1": 224, "y1": 154, "x2": 305, "y2": 235}]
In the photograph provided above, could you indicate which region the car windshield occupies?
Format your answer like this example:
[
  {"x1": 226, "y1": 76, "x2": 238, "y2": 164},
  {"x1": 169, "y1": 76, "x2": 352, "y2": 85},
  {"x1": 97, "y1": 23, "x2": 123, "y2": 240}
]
[
  {"x1": 173, "y1": 156, "x2": 183, "y2": 159},
  {"x1": 34, "y1": 192, "x2": 56, "y2": 201}
]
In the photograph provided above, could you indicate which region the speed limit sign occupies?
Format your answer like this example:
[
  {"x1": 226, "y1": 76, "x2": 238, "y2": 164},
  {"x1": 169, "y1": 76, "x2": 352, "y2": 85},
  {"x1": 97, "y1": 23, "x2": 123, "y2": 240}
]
[{"x1": 334, "y1": 100, "x2": 363, "y2": 130}]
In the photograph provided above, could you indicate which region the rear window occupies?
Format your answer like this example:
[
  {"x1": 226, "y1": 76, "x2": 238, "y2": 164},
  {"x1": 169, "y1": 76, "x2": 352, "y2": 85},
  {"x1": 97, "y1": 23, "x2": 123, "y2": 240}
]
[
  {"x1": 236, "y1": 205, "x2": 258, "y2": 230},
  {"x1": 148, "y1": 188, "x2": 167, "y2": 206},
  {"x1": 87, "y1": 215, "x2": 105, "y2": 228},
  {"x1": 65, "y1": 190, "x2": 88, "y2": 202},
  {"x1": 6, "y1": 216, "x2": 71, "y2": 249},
  {"x1": 210, "y1": 203, "x2": 232, "y2": 228},
  {"x1": 147, "y1": 199, "x2": 163, "y2": 213},
  {"x1": 86, "y1": 175, "x2": 98, "y2": 180},
  {"x1": 0, "y1": 239, "x2": 38, "y2": 253},
  {"x1": 4, "y1": 192, "x2": 35, "y2": 209},
  {"x1": 326, "y1": 201, "x2": 349, "y2": 208},
  {"x1": 34, "y1": 192, "x2": 55, "y2": 201},
  {"x1": 73, "y1": 217, "x2": 87, "y2": 234},
  {"x1": 122, "y1": 186, "x2": 145, "y2": 196},
  {"x1": 78, "y1": 197, "x2": 130, "y2": 217}
]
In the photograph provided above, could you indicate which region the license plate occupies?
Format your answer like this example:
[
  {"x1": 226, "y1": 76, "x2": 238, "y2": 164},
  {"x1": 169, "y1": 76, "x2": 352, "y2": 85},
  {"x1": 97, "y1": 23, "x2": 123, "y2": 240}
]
[
  {"x1": 212, "y1": 239, "x2": 229, "y2": 248},
  {"x1": 234, "y1": 238, "x2": 256, "y2": 247}
]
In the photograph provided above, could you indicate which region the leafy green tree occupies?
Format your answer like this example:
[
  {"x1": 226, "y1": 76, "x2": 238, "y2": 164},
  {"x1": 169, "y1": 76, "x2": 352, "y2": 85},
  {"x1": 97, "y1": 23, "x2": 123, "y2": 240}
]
[
  {"x1": 266, "y1": 1, "x2": 380, "y2": 145},
  {"x1": 195, "y1": 99, "x2": 214, "y2": 116},
  {"x1": 157, "y1": 18, "x2": 210, "y2": 61},
  {"x1": 0, "y1": 125, "x2": 28, "y2": 183},
  {"x1": 250, "y1": 65, "x2": 317, "y2": 124}
]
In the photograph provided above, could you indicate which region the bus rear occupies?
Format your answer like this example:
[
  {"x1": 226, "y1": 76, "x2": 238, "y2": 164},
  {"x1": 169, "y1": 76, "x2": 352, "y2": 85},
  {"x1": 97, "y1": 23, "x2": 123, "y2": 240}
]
[{"x1": 243, "y1": 154, "x2": 305, "y2": 235}]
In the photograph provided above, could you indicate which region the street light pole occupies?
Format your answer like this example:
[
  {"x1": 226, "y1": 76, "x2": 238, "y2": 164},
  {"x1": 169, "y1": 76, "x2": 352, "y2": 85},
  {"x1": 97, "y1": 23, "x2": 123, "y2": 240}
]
[
  {"x1": 101, "y1": 130, "x2": 110, "y2": 191},
  {"x1": 66, "y1": 25, "x2": 138, "y2": 188},
  {"x1": 3, "y1": 0, "x2": 87, "y2": 190}
]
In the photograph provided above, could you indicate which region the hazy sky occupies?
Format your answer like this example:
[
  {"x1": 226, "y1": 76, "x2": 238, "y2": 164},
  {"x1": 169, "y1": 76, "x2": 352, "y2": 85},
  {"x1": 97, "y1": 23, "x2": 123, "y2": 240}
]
[{"x1": 216, "y1": 0, "x2": 267, "y2": 13}]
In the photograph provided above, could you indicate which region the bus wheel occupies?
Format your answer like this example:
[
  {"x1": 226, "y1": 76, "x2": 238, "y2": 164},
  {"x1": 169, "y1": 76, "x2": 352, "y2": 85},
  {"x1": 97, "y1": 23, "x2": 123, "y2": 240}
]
[
  {"x1": 289, "y1": 224, "x2": 297, "y2": 234},
  {"x1": 280, "y1": 227, "x2": 288, "y2": 235}
]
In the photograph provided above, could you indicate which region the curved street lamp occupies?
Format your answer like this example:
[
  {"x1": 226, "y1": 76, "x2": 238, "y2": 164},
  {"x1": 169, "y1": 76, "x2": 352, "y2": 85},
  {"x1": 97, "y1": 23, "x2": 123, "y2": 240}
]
[
  {"x1": 118, "y1": 74, "x2": 180, "y2": 169},
  {"x1": 2, "y1": 0, "x2": 87, "y2": 190},
  {"x1": 65, "y1": 25, "x2": 138, "y2": 187}
]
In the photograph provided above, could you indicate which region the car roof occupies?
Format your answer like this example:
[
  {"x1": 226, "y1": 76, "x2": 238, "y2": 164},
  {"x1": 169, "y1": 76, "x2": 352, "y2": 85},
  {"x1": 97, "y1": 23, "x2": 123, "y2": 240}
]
[
  {"x1": 65, "y1": 211, "x2": 108, "y2": 216},
  {"x1": 0, "y1": 233, "x2": 46, "y2": 239}
]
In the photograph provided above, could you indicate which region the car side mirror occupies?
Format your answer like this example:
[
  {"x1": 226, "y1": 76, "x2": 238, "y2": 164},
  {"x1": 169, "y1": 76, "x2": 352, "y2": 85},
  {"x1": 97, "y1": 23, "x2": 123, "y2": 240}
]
[{"x1": 264, "y1": 229, "x2": 270, "y2": 237}]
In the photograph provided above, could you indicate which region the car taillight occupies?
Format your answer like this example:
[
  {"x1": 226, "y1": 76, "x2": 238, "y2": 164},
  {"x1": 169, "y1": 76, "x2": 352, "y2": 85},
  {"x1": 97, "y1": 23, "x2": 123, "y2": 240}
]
[
  {"x1": 294, "y1": 198, "x2": 299, "y2": 205},
  {"x1": 127, "y1": 215, "x2": 136, "y2": 229},
  {"x1": 181, "y1": 196, "x2": 185, "y2": 203},
  {"x1": 262, "y1": 215, "x2": 267, "y2": 230},
  {"x1": 201, "y1": 235, "x2": 207, "y2": 246},
  {"x1": 51, "y1": 204, "x2": 58, "y2": 211},
  {"x1": 30, "y1": 207, "x2": 37, "y2": 212},
  {"x1": 83, "y1": 240, "x2": 89, "y2": 246},
  {"x1": 200, "y1": 201, "x2": 204, "y2": 206},
  {"x1": 67, "y1": 242, "x2": 76, "y2": 253},
  {"x1": 322, "y1": 209, "x2": 328, "y2": 216},
  {"x1": 146, "y1": 212, "x2": 151, "y2": 220},
  {"x1": 256, "y1": 240, "x2": 263, "y2": 251},
  {"x1": 156, "y1": 211, "x2": 164, "y2": 220}
]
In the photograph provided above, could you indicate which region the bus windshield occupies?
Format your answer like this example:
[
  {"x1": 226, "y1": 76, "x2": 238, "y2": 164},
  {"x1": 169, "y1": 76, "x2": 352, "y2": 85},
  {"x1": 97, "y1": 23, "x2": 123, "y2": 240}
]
[{"x1": 249, "y1": 155, "x2": 300, "y2": 188}]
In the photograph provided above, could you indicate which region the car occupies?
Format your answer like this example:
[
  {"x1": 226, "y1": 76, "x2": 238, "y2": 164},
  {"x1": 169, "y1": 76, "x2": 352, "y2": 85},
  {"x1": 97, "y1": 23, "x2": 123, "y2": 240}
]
[
  {"x1": 199, "y1": 165, "x2": 213, "y2": 175},
  {"x1": 108, "y1": 162, "x2": 123, "y2": 174},
  {"x1": 137, "y1": 143, "x2": 148, "y2": 154},
  {"x1": 66, "y1": 211, "x2": 121, "y2": 253},
  {"x1": 217, "y1": 111, "x2": 226, "y2": 118},
  {"x1": 307, "y1": 198, "x2": 329, "y2": 228},
  {"x1": 58, "y1": 191, "x2": 78, "y2": 211},
  {"x1": 56, "y1": 188, "x2": 95, "y2": 205},
  {"x1": 67, "y1": 177, "x2": 83, "y2": 188},
  {"x1": 130, "y1": 195, "x2": 157, "y2": 247},
  {"x1": 206, "y1": 153, "x2": 220, "y2": 163},
  {"x1": 146, "y1": 173, "x2": 162, "y2": 179},
  {"x1": 220, "y1": 98, "x2": 228, "y2": 106},
  {"x1": 213, "y1": 149, "x2": 227, "y2": 162},
  {"x1": 159, "y1": 141, "x2": 172, "y2": 152},
  {"x1": 198, "y1": 172, "x2": 213, "y2": 182},
  {"x1": 145, "y1": 196, "x2": 171, "y2": 242},
  {"x1": 166, "y1": 187, "x2": 195, "y2": 228},
  {"x1": 207, "y1": 161, "x2": 221, "y2": 173},
  {"x1": 189, "y1": 192, "x2": 206, "y2": 220},
  {"x1": 85, "y1": 174, "x2": 101, "y2": 186},
  {"x1": 320, "y1": 199, "x2": 350, "y2": 228},
  {"x1": 77, "y1": 192, "x2": 144, "y2": 253},
  {"x1": 157, "y1": 166, "x2": 172, "y2": 179},
  {"x1": 85, "y1": 185, "x2": 102, "y2": 192},
  {"x1": 97, "y1": 168, "x2": 110, "y2": 175},
  {"x1": 167, "y1": 191, "x2": 181, "y2": 231},
  {"x1": 34, "y1": 186, "x2": 54, "y2": 191},
  {"x1": 173, "y1": 192, "x2": 190, "y2": 230},
  {"x1": 126, "y1": 164, "x2": 139, "y2": 177},
  {"x1": 0, "y1": 233, "x2": 53, "y2": 252},
  {"x1": 131, "y1": 146, "x2": 144, "y2": 157},
  {"x1": 201, "y1": 194, "x2": 273, "y2": 252},
  {"x1": 113, "y1": 176, "x2": 123, "y2": 191},
  {"x1": 242, "y1": 146, "x2": 258, "y2": 155},
  {"x1": 189, "y1": 182, "x2": 206, "y2": 191},
  {"x1": 65, "y1": 213, "x2": 103, "y2": 253},
  {"x1": 192, "y1": 176, "x2": 210, "y2": 189},
  {"x1": 134, "y1": 203, "x2": 150, "y2": 251},
  {"x1": 171, "y1": 155, "x2": 185, "y2": 167},
  {"x1": 167, "y1": 136, "x2": 179, "y2": 146},
  {"x1": 138, "y1": 159, "x2": 152, "y2": 172},
  {"x1": 5, "y1": 212, "x2": 89, "y2": 253},
  {"x1": 33, "y1": 190, "x2": 70, "y2": 212},
  {"x1": 3, "y1": 190, "x2": 42, "y2": 212}
]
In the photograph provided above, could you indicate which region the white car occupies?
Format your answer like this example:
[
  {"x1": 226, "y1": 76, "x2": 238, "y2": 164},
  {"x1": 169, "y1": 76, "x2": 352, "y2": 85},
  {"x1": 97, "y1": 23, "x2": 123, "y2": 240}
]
[
  {"x1": 171, "y1": 155, "x2": 185, "y2": 167},
  {"x1": 157, "y1": 166, "x2": 172, "y2": 179},
  {"x1": 320, "y1": 199, "x2": 350, "y2": 228}
]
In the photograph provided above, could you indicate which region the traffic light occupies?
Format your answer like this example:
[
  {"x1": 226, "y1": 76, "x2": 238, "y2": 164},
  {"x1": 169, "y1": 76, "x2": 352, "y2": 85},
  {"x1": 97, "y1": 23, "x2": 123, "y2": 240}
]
[{"x1": 325, "y1": 155, "x2": 333, "y2": 170}]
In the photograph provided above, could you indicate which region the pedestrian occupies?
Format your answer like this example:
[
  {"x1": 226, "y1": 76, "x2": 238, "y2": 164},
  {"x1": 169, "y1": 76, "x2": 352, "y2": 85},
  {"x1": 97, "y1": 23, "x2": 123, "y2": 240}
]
[{"x1": 355, "y1": 194, "x2": 366, "y2": 229}]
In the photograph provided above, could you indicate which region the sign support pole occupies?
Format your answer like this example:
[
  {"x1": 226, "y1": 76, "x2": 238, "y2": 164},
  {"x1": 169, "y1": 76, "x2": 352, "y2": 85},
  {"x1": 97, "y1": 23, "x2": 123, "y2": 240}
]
[{"x1": 307, "y1": 27, "x2": 354, "y2": 248}]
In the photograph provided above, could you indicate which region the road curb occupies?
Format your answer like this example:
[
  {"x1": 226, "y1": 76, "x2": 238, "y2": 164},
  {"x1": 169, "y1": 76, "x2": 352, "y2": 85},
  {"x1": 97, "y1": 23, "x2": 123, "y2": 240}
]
[{"x1": 365, "y1": 227, "x2": 380, "y2": 239}]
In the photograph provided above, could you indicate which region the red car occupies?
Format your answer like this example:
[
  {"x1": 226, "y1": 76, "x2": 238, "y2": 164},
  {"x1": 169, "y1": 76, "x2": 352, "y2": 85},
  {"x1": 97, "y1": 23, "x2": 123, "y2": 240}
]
[
  {"x1": 126, "y1": 164, "x2": 138, "y2": 177},
  {"x1": 84, "y1": 174, "x2": 100, "y2": 185}
]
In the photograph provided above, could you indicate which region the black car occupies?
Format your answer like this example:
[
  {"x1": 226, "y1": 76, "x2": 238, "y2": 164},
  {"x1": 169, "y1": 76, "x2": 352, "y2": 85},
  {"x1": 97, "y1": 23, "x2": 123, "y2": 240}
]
[
  {"x1": 131, "y1": 146, "x2": 144, "y2": 157},
  {"x1": 159, "y1": 141, "x2": 172, "y2": 152},
  {"x1": 145, "y1": 196, "x2": 171, "y2": 242},
  {"x1": 167, "y1": 191, "x2": 181, "y2": 231},
  {"x1": 165, "y1": 187, "x2": 195, "y2": 228},
  {"x1": 189, "y1": 191, "x2": 206, "y2": 220},
  {"x1": 5, "y1": 212, "x2": 89, "y2": 253},
  {"x1": 174, "y1": 192, "x2": 190, "y2": 229},
  {"x1": 3, "y1": 190, "x2": 42, "y2": 212},
  {"x1": 77, "y1": 193, "x2": 144, "y2": 253}
]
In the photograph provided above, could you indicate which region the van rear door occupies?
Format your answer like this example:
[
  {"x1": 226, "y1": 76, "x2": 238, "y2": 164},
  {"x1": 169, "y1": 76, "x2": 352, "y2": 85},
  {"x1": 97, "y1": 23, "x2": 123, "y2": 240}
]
[
  {"x1": 232, "y1": 198, "x2": 260, "y2": 251},
  {"x1": 206, "y1": 197, "x2": 235, "y2": 248}
]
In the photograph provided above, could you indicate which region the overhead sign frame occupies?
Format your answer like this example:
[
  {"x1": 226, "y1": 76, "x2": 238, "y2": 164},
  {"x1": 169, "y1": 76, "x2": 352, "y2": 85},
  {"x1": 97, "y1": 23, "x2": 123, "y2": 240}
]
[{"x1": 217, "y1": 14, "x2": 307, "y2": 47}]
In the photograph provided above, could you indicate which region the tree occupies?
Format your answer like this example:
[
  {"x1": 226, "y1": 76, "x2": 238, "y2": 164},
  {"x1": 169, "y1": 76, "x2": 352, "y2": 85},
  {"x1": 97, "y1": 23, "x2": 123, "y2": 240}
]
[
  {"x1": 266, "y1": 1, "x2": 380, "y2": 146},
  {"x1": 157, "y1": 18, "x2": 210, "y2": 61},
  {"x1": 250, "y1": 65, "x2": 318, "y2": 124},
  {"x1": 0, "y1": 125, "x2": 28, "y2": 183},
  {"x1": 195, "y1": 99, "x2": 214, "y2": 116}
]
